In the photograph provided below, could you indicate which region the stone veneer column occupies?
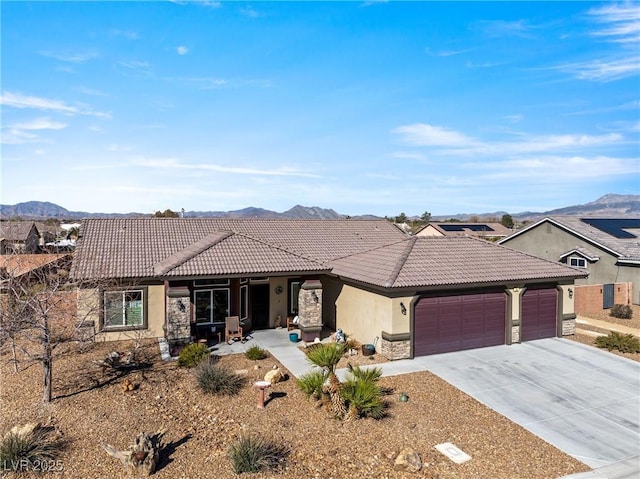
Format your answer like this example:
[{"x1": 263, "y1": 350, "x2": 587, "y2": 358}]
[
  {"x1": 165, "y1": 287, "x2": 191, "y2": 343},
  {"x1": 298, "y1": 280, "x2": 323, "y2": 342}
]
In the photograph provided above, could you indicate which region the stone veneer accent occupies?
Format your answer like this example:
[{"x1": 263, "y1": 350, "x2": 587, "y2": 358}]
[
  {"x1": 298, "y1": 280, "x2": 323, "y2": 342},
  {"x1": 380, "y1": 332, "x2": 411, "y2": 360},
  {"x1": 165, "y1": 293, "x2": 191, "y2": 342},
  {"x1": 511, "y1": 325, "x2": 520, "y2": 344},
  {"x1": 562, "y1": 316, "x2": 576, "y2": 336}
]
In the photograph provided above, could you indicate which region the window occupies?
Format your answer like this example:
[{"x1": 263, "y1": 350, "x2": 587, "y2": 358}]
[
  {"x1": 569, "y1": 257, "x2": 587, "y2": 268},
  {"x1": 240, "y1": 285, "x2": 248, "y2": 320},
  {"x1": 194, "y1": 279, "x2": 229, "y2": 287},
  {"x1": 104, "y1": 289, "x2": 145, "y2": 329},
  {"x1": 289, "y1": 281, "x2": 301, "y2": 315},
  {"x1": 195, "y1": 289, "x2": 230, "y2": 324}
]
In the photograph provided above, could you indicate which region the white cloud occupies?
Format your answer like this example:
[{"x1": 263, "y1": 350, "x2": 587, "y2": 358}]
[
  {"x1": 176, "y1": 46, "x2": 189, "y2": 55},
  {"x1": 475, "y1": 19, "x2": 537, "y2": 39},
  {"x1": 504, "y1": 114, "x2": 524, "y2": 123},
  {"x1": 10, "y1": 117, "x2": 67, "y2": 131},
  {"x1": 39, "y1": 50, "x2": 99, "y2": 63},
  {"x1": 132, "y1": 157, "x2": 320, "y2": 178},
  {"x1": 588, "y1": 3, "x2": 640, "y2": 44},
  {"x1": 0, "y1": 91, "x2": 111, "y2": 118},
  {"x1": 1, "y1": 117, "x2": 67, "y2": 145},
  {"x1": 394, "y1": 122, "x2": 624, "y2": 156},
  {"x1": 239, "y1": 6, "x2": 261, "y2": 18},
  {"x1": 392, "y1": 124, "x2": 476, "y2": 147},
  {"x1": 425, "y1": 47, "x2": 473, "y2": 57},
  {"x1": 555, "y1": 56, "x2": 640, "y2": 82}
]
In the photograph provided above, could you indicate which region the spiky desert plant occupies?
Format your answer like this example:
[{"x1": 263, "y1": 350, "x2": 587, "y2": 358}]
[
  {"x1": 304, "y1": 342, "x2": 348, "y2": 418},
  {"x1": 342, "y1": 364, "x2": 387, "y2": 420},
  {"x1": 195, "y1": 359, "x2": 245, "y2": 395},
  {"x1": 296, "y1": 370, "x2": 328, "y2": 399},
  {"x1": 228, "y1": 435, "x2": 288, "y2": 474},
  {"x1": 244, "y1": 344, "x2": 267, "y2": 361},
  {"x1": 0, "y1": 423, "x2": 66, "y2": 470},
  {"x1": 304, "y1": 342, "x2": 346, "y2": 373},
  {"x1": 595, "y1": 331, "x2": 640, "y2": 353}
]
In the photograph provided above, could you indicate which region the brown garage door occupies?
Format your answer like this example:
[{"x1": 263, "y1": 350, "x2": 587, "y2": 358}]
[
  {"x1": 414, "y1": 292, "x2": 506, "y2": 356},
  {"x1": 521, "y1": 287, "x2": 558, "y2": 341}
]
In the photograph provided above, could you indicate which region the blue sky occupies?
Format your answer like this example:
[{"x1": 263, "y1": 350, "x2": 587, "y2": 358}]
[{"x1": 1, "y1": 1, "x2": 639, "y2": 217}]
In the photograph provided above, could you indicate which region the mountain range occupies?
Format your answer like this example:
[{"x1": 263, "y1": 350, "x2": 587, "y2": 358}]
[{"x1": 0, "y1": 194, "x2": 638, "y2": 221}]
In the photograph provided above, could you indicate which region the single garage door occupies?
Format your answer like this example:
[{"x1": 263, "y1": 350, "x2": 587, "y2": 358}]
[
  {"x1": 414, "y1": 292, "x2": 506, "y2": 356},
  {"x1": 521, "y1": 287, "x2": 558, "y2": 341}
]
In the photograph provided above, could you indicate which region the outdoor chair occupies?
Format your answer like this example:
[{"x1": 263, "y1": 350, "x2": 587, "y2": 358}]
[
  {"x1": 225, "y1": 316, "x2": 243, "y2": 343},
  {"x1": 287, "y1": 315, "x2": 299, "y2": 331}
]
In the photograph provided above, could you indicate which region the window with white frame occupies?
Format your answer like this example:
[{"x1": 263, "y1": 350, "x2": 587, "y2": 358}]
[
  {"x1": 194, "y1": 289, "x2": 230, "y2": 324},
  {"x1": 240, "y1": 285, "x2": 248, "y2": 320},
  {"x1": 569, "y1": 256, "x2": 587, "y2": 268},
  {"x1": 103, "y1": 289, "x2": 145, "y2": 329}
]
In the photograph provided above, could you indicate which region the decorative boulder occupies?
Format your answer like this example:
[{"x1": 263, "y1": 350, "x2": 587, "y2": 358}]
[
  {"x1": 394, "y1": 447, "x2": 422, "y2": 472},
  {"x1": 264, "y1": 368, "x2": 283, "y2": 384}
]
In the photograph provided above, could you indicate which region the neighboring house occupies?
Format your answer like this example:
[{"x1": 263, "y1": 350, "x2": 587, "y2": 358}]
[
  {"x1": 0, "y1": 221, "x2": 41, "y2": 254},
  {"x1": 71, "y1": 218, "x2": 585, "y2": 360},
  {"x1": 499, "y1": 217, "x2": 640, "y2": 311},
  {"x1": 416, "y1": 222, "x2": 513, "y2": 241}
]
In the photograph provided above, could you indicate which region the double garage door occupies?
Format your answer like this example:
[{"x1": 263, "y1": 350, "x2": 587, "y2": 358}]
[{"x1": 414, "y1": 288, "x2": 558, "y2": 357}]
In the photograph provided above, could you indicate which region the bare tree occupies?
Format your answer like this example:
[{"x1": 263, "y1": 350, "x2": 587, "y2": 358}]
[{"x1": 0, "y1": 254, "x2": 76, "y2": 402}]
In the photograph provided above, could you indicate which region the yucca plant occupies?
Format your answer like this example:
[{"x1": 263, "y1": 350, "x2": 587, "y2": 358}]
[
  {"x1": 303, "y1": 342, "x2": 348, "y2": 417},
  {"x1": 0, "y1": 423, "x2": 66, "y2": 470},
  {"x1": 228, "y1": 434, "x2": 288, "y2": 474},
  {"x1": 195, "y1": 359, "x2": 245, "y2": 395},
  {"x1": 296, "y1": 370, "x2": 328, "y2": 399},
  {"x1": 342, "y1": 365, "x2": 387, "y2": 420}
]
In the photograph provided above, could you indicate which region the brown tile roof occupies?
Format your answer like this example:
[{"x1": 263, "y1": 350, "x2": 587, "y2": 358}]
[
  {"x1": 417, "y1": 222, "x2": 513, "y2": 237},
  {"x1": 330, "y1": 236, "x2": 588, "y2": 289},
  {"x1": 0, "y1": 254, "x2": 70, "y2": 278},
  {"x1": 501, "y1": 216, "x2": 640, "y2": 263},
  {"x1": 0, "y1": 221, "x2": 38, "y2": 241},
  {"x1": 71, "y1": 218, "x2": 407, "y2": 280}
]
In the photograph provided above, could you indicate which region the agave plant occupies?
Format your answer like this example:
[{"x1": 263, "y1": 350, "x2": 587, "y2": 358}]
[{"x1": 341, "y1": 365, "x2": 387, "y2": 420}]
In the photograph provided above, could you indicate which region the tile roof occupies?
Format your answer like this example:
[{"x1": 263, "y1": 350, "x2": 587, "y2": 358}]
[
  {"x1": 501, "y1": 216, "x2": 640, "y2": 263},
  {"x1": 71, "y1": 218, "x2": 407, "y2": 280},
  {"x1": 330, "y1": 236, "x2": 587, "y2": 289},
  {"x1": 0, "y1": 221, "x2": 38, "y2": 241},
  {"x1": 418, "y1": 222, "x2": 513, "y2": 237},
  {"x1": 0, "y1": 254, "x2": 70, "y2": 278}
]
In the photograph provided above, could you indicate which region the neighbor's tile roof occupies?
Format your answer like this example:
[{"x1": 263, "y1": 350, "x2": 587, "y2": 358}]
[
  {"x1": 0, "y1": 254, "x2": 70, "y2": 278},
  {"x1": 418, "y1": 222, "x2": 513, "y2": 237},
  {"x1": 501, "y1": 216, "x2": 640, "y2": 263},
  {"x1": 71, "y1": 218, "x2": 407, "y2": 279},
  {"x1": 330, "y1": 236, "x2": 587, "y2": 289},
  {"x1": 0, "y1": 221, "x2": 37, "y2": 241}
]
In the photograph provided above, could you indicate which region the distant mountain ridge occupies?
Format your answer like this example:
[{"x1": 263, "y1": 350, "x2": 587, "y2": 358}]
[{"x1": 1, "y1": 194, "x2": 638, "y2": 221}]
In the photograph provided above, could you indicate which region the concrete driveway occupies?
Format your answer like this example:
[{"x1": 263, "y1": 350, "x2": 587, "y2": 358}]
[{"x1": 411, "y1": 338, "x2": 640, "y2": 471}]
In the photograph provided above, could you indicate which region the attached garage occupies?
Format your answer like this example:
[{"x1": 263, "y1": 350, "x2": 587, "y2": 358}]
[
  {"x1": 414, "y1": 292, "x2": 506, "y2": 356},
  {"x1": 521, "y1": 287, "x2": 558, "y2": 341}
]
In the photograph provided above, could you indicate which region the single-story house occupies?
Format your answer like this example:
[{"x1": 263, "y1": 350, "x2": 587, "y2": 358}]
[
  {"x1": 70, "y1": 218, "x2": 586, "y2": 359},
  {"x1": 0, "y1": 221, "x2": 41, "y2": 254},
  {"x1": 416, "y1": 222, "x2": 513, "y2": 241},
  {"x1": 498, "y1": 217, "x2": 640, "y2": 311}
]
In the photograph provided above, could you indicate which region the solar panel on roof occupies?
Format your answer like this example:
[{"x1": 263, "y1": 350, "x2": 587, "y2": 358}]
[
  {"x1": 439, "y1": 224, "x2": 495, "y2": 232},
  {"x1": 581, "y1": 218, "x2": 640, "y2": 239}
]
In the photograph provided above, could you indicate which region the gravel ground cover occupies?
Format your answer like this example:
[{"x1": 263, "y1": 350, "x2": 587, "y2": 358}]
[
  {"x1": 571, "y1": 304, "x2": 640, "y2": 362},
  {"x1": 0, "y1": 339, "x2": 590, "y2": 479}
]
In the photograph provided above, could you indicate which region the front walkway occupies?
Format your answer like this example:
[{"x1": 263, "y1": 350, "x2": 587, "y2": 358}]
[{"x1": 576, "y1": 315, "x2": 640, "y2": 337}]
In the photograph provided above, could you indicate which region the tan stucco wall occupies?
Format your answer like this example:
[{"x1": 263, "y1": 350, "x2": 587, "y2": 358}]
[
  {"x1": 78, "y1": 284, "x2": 165, "y2": 342},
  {"x1": 502, "y1": 222, "x2": 639, "y2": 302},
  {"x1": 336, "y1": 285, "x2": 392, "y2": 346},
  {"x1": 415, "y1": 225, "x2": 443, "y2": 237}
]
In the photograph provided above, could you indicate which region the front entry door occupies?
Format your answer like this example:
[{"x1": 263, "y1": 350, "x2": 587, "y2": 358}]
[{"x1": 250, "y1": 284, "x2": 270, "y2": 330}]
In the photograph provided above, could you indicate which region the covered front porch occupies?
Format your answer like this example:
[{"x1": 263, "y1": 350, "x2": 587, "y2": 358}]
[{"x1": 164, "y1": 276, "x2": 328, "y2": 346}]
